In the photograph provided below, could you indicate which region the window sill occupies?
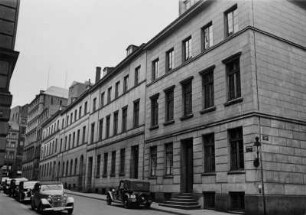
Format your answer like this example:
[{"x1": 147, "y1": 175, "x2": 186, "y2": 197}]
[
  {"x1": 201, "y1": 172, "x2": 216, "y2": 176},
  {"x1": 163, "y1": 120, "x2": 175, "y2": 126},
  {"x1": 163, "y1": 175, "x2": 174, "y2": 179},
  {"x1": 224, "y1": 97, "x2": 243, "y2": 107},
  {"x1": 148, "y1": 176, "x2": 157, "y2": 180},
  {"x1": 228, "y1": 170, "x2": 245, "y2": 175},
  {"x1": 149, "y1": 125, "x2": 159, "y2": 131},
  {"x1": 200, "y1": 106, "x2": 216, "y2": 115},
  {"x1": 180, "y1": 113, "x2": 194, "y2": 121}
]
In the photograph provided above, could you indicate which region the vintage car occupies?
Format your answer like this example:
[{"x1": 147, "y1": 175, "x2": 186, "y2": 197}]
[
  {"x1": 3, "y1": 178, "x2": 12, "y2": 194},
  {"x1": 1, "y1": 177, "x2": 9, "y2": 191},
  {"x1": 10, "y1": 177, "x2": 28, "y2": 197},
  {"x1": 16, "y1": 181, "x2": 37, "y2": 202},
  {"x1": 106, "y1": 179, "x2": 152, "y2": 209},
  {"x1": 30, "y1": 181, "x2": 74, "y2": 214}
]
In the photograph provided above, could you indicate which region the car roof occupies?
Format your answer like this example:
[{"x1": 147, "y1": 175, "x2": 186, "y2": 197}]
[{"x1": 39, "y1": 181, "x2": 62, "y2": 185}]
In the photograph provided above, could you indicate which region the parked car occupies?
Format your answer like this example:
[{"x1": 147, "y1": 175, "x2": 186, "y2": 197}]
[
  {"x1": 0, "y1": 177, "x2": 9, "y2": 191},
  {"x1": 16, "y1": 181, "x2": 37, "y2": 202},
  {"x1": 31, "y1": 181, "x2": 74, "y2": 214},
  {"x1": 10, "y1": 177, "x2": 28, "y2": 197},
  {"x1": 3, "y1": 178, "x2": 12, "y2": 194},
  {"x1": 107, "y1": 179, "x2": 152, "y2": 209}
]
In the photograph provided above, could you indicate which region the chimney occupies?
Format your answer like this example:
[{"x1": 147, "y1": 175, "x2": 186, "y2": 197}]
[{"x1": 95, "y1": 66, "x2": 101, "y2": 83}]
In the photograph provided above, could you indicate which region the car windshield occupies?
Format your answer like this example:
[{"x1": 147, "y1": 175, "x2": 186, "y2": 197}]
[
  {"x1": 129, "y1": 181, "x2": 150, "y2": 192},
  {"x1": 40, "y1": 184, "x2": 63, "y2": 191},
  {"x1": 24, "y1": 182, "x2": 36, "y2": 189}
]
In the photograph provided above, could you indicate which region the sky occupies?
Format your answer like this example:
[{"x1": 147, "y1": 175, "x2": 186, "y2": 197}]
[{"x1": 11, "y1": 0, "x2": 178, "y2": 107}]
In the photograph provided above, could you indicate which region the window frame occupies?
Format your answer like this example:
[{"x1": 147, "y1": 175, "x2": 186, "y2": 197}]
[
  {"x1": 166, "y1": 48, "x2": 174, "y2": 72},
  {"x1": 133, "y1": 99, "x2": 140, "y2": 128},
  {"x1": 150, "y1": 146, "x2": 157, "y2": 177},
  {"x1": 203, "y1": 133, "x2": 215, "y2": 173},
  {"x1": 180, "y1": 77, "x2": 193, "y2": 118},
  {"x1": 164, "y1": 86, "x2": 175, "y2": 123},
  {"x1": 182, "y1": 36, "x2": 192, "y2": 62},
  {"x1": 202, "y1": 21, "x2": 213, "y2": 51},
  {"x1": 199, "y1": 65, "x2": 215, "y2": 110},
  {"x1": 229, "y1": 127, "x2": 244, "y2": 171},
  {"x1": 225, "y1": 5, "x2": 238, "y2": 37},
  {"x1": 150, "y1": 94, "x2": 159, "y2": 127},
  {"x1": 123, "y1": 75, "x2": 129, "y2": 93},
  {"x1": 165, "y1": 143, "x2": 173, "y2": 176},
  {"x1": 152, "y1": 58, "x2": 159, "y2": 81}
]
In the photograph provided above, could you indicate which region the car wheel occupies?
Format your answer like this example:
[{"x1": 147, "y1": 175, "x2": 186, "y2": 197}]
[
  {"x1": 38, "y1": 204, "x2": 45, "y2": 214},
  {"x1": 106, "y1": 195, "x2": 112, "y2": 205},
  {"x1": 67, "y1": 208, "x2": 74, "y2": 214},
  {"x1": 145, "y1": 203, "x2": 151, "y2": 209},
  {"x1": 124, "y1": 198, "x2": 129, "y2": 209},
  {"x1": 31, "y1": 199, "x2": 35, "y2": 210}
]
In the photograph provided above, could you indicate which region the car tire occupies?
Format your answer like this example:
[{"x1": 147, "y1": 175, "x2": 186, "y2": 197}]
[
  {"x1": 31, "y1": 199, "x2": 35, "y2": 210},
  {"x1": 67, "y1": 208, "x2": 74, "y2": 214},
  {"x1": 106, "y1": 195, "x2": 112, "y2": 205},
  {"x1": 38, "y1": 204, "x2": 45, "y2": 215},
  {"x1": 124, "y1": 198, "x2": 129, "y2": 209},
  {"x1": 145, "y1": 203, "x2": 151, "y2": 209}
]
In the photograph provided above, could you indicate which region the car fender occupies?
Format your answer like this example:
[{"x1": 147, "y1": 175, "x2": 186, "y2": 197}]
[
  {"x1": 107, "y1": 191, "x2": 114, "y2": 200},
  {"x1": 40, "y1": 198, "x2": 50, "y2": 205},
  {"x1": 67, "y1": 196, "x2": 74, "y2": 204}
]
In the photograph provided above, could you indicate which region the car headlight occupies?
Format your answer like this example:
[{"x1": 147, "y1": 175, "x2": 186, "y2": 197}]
[
  {"x1": 47, "y1": 195, "x2": 52, "y2": 202},
  {"x1": 130, "y1": 194, "x2": 136, "y2": 199},
  {"x1": 63, "y1": 194, "x2": 68, "y2": 202}
]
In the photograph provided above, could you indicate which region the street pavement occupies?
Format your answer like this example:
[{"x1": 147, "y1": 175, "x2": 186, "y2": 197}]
[{"x1": 0, "y1": 191, "x2": 174, "y2": 215}]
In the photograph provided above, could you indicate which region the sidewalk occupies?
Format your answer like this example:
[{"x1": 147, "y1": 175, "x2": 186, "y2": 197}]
[{"x1": 65, "y1": 190, "x2": 236, "y2": 215}]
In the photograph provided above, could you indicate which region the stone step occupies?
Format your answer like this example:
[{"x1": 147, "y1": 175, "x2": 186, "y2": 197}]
[
  {"x1": 170, "y1": 197, "x2": 197, "y2": 202},
  {"x1": 165, "y1": 200, "x2": 199, "y2": 205},
  {"x1": 159, "y1": 203, "x2": 201, "y2": 210}
]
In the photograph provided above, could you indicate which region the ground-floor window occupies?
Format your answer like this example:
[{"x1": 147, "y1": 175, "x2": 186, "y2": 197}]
[
  {"x1": 230, "y1": 192, "x2": 245, "y2": 211},
  {"x1": 203, "y1": 192, "x2": 215, "y2": 209}
]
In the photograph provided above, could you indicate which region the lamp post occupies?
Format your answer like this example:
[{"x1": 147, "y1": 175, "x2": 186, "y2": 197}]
[{"x1": 254, "y1": 137, "x2": 267, "y2": 215}]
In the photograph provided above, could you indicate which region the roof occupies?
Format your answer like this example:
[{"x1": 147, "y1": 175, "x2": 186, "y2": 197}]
[
  {"x1": 39, "y1": 181, "x2": 62, "y2": 185},
  {"x1": 43, "y1": 86, "x2": 68, "y2": 98}
]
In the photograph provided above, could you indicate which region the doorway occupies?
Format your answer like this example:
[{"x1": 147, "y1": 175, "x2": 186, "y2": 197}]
[{"x1": 181, "y1": 138, "x2": 193, "y2": 193}]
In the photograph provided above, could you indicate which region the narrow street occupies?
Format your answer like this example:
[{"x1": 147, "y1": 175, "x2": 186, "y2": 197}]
[{"x1": 0, "y1": 192, "x2": 173, "y2": 215}]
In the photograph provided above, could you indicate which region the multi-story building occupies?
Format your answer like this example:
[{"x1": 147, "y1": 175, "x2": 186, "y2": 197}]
[
  {"x1": 37, "y1": 0, "x2": 306, "y2": 214},
  {"x1": 2, "y1": 104, "x2": 28, "y2": 177},
  {"x1": 144, "y1": 0, "x2": 306, "y2": 214},
  {"x1": 23, "y1": 86, "x2": 68, "y2": 179},
  {"x1": 0, "y1": 0, "x2": 20, "y2": 179}
]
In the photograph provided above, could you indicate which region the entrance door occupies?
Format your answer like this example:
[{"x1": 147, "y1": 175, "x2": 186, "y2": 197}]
[
  {"x1": 87, "y1": 157, "x2": 93, "y2": 190},
  {"x1": 181, "y1": 138, "x2": 193, "y2": 193}
]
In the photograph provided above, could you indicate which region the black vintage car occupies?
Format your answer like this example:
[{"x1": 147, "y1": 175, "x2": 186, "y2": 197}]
[
  {"x1": 106, "y1": 179, "x2": 152, "y2": 209},
  {"x1": 16, "y1": 181, "x2": 37, "y2": 202}
]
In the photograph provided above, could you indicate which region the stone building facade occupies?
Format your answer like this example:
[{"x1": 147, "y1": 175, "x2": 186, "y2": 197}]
[
  {"x1": 36, "y1": 0, "x2": 306, "y2": 214},
  {"x1": 22, "y1": 87, "x2": 68, "y2": 179},
  {"x1": 0, "y1": 0, "x2": 20, "y2": 179}
]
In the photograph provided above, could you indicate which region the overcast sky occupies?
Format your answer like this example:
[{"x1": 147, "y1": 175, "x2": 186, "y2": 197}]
[{"x1": 11, "y1": 0, "x2": 178, "y2": 107}]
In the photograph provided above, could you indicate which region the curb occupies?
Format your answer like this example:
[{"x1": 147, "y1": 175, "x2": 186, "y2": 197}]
[{"x1": 65, "y1": 190, "x2": 185, "y2": 215}]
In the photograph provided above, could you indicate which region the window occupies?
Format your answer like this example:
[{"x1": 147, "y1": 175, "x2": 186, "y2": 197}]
[
  {"x1": 204, "y1": 192, "x2": 215, "y2": 209},
  {"x1": 182, "y1": 36, "x2": 192, "y2": 61},
  {"x1": 150, "y1": 95, "x2": 159, "y2": 127},
  {"x1": 96, "y1": 154, "x2": 101, "y2": 178},
  {"x1": 93, "y1": 98, "x2": 97, "y2": 112},
  {"x1": 122, "y1": 106, "x2": 127, "y2": 132},
  {"x1": 229, "y1": 127, "x2": 244, "y2": 170},
  {"x1": 107, "y1": 87, "x2": 112, "y2": 103},
  {"x1": 62, "y1": 119, "x2": 65, "y2": 129},
  {"x1": 123, "y1": 75, "x2": 129, "y2": 93},
  {"x1": 74, "y1": 158, "x2": 78, "y2": 175},
  {"x1": 166, "y1": 48, "x2": 174, "y2": 72},
  {"x1": 119, "y1": 148, "x2": 125, "y2": 176},
  {"x1": 70, "y1": 113, "x2": 73, "y2": 124},
  {"x1": 79, "y1": 106, "x2": 82, "y2": 118},
  {"x1": 203, "y1": 133, "x2": 215, "y2": 172},
  {"x1": 133, "y1": 100, "x2": 139, "y2": 128},
  {"x1": 77, "y1": 129, "x2": 80, "y2": 146},
  {"x1": 152, "y1": 58, "x2": 159, "y2": 81},
  {"x1": 164, "y1": 87, "x2": 174, "y2": 122},
  {"x1": 225, "y1": 5, "x2": 238, "y2": 37},
  {"x1": 68, "y1": 134, "x2": 71, "y2": 149},
  {"x1": 200, "y1": 66, "x2": 215, "y2": 109},
  {"x1": 130, "y1": 145, "x2": 139, "y2": 179},
  {"x1": 135, "y1": 66, "x2": 140, "y2": 86},
  {"x1": 165, "y1": 143, "x2": 173, "y2": 175},
  {"x1": 106, "y1": 115, "x2": 110, "y2": 138},
  {"x1": 103, "y1": 153, "x2": 108, "y2": 177},
  {"x1": 113, "y1": 111, "x2": 118, "y2": 135},
  {"x1": 202, "y1": 22, "x2": 213, "y2": 50},
  {"x1": 181, "y1": 78, "x2": 193, "y2": 117},
  {"x1": 111, "y1": 151, "x2": 116, "y2": 177},
  {"x1": 150, "y1": 146, "x2": 157, "y2": 177},
  {"x1": 74, "y1": 109, "x2": 77, "y2": 121},
  {"x1": 230, "y1": 192, "x2": 245, "y2": 211},
  {"x1": 101, "y1": 92, "x2": 105, "y2": 107},
  {"x1": 60, "y1": 139, "x2": 63, "y2": 152},
  {"x1": 66, "y1": 116, "x2": 69, "y2": 126},
  {"x1": 84, "y1": 102, "x2": 88, "y2": 115},
  {"x1": 223, "y1": 53, "x2": 241, "y2": 101},
  {"x1": 82, "y1": 126, "x2": 86, "y2": 144},
  {"x1": 72, "y1": 132, "x2": 75, "y2": 148},
  {"x1": 115, "y1": 81, "x2": 120, "y2": 98},
  {"x1": 91, "y1": 122, "x2": 95, "y2": 143},
  {"x1": 99, "y1": 119, "x2": 103, "y2": 140}
]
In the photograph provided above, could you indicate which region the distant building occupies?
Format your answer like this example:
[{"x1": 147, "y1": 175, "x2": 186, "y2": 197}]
[
  {"x1": 1, "y1": 105, "x2": 28, "y2": 177},
  {"x1": 0, "y1": 0, "x2": 20, "y2": 179},
  {"x1": 22, "y1": 86, "x2": 68, "y2": 180}
]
